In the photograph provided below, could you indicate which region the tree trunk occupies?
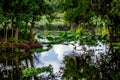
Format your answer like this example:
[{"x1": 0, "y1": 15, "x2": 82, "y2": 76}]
[
  {"x1": 11, "y1": 60, "x2": 14, "y2": 80},
  {"x1": 30, "y1": 17, "x2": 35, "y2": 39},
  {"x1": 15, "y1": 56, "x2": 19, "y2": 71},
  {"x1": 29, "y1": 54, "x2": 37, "y2": 79},
  {"x1": 71, "y1": 23, "x2": 78, "y2": 32},
  {"x1": 30, "y1": 55, "x2": 34, "y2": 67},
  {"x1": 5, "y1": 26, "x2": 8, "y2": 42},
  {"x1": 3, "y1": 23, "x2": 8, "y2": 42},
  {"x1": 25, "y1": 21, "x2": 28, "y2": 32},
  {"x1": 11, "y1": 18, "x2": 14, "y2": 38},
  {"x1": 14, "y1": 28, "x2": 19, "y2": 40},
  {"x1": 30, "y1": 28, "x2": 34, "y2": 37},
  {"x1": 25, "y1": 59, "x2": 28, "y2": 67},
  {"x1": 91, "y1": 0, "x2": 94, "y2": 10},
  {"x1": 30, "y1": 18, "x2": 35, "y2": 36}
]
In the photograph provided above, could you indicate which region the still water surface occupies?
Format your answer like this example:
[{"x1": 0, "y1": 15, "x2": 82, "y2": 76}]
[{"x1": 34, "y1": 36, "x2": 108, "y2": 78}]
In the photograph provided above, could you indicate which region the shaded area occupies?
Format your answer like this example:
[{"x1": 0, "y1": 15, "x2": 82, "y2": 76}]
[{"x1": 0, "y1": 40, "x2": 42, "y2": 80}]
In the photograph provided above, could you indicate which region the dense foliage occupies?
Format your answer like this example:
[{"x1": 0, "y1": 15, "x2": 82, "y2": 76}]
[
  {"x1": 0, "y1": 0, "x2": 55, "y2": 80},
  {"x1": 0, "y1": 0, "x2": 120, "y2": 80},
  {"x1": 60, "y1": 0, "x2": 120, "y2": 80},
  {"x1": 0, "y1": 0, "x2": 54, "y2": 41}
]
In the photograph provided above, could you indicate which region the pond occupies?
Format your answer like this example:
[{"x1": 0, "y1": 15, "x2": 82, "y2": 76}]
[
  {"x1": 33, "y1": 34, "x2": 108, "y2": 79},
  {"x1": 0, "y1": 32, "x2": 108, "y2": 80}
]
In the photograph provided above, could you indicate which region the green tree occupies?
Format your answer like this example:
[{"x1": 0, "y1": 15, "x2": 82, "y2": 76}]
[
  {"x1": 61, "y1": 0, "x2": 120, "y2": 79},
  {"x1": 1, "y1": 0, "x2": 54, "y2": 41},
  {"x1": 60, "y1": 0, "x2": 94, "y2": 31}
]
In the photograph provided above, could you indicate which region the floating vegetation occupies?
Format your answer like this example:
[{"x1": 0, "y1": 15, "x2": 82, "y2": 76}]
[{"x1": 22, "y1": 66, "x2": 52, "y2": 77}]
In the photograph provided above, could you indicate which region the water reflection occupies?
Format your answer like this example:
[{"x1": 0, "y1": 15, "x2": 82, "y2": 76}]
[
  {"x1": 34, "y1": 44, "x2": 74, "y2": 73},
  {"x1": 0, "y1": 37, "x2": 108, "y2": 80},
  {"x1": 34, "y1": 40, "x2": 108, "y2": 79},
  {"x1": 0, "y1": 53, "x2": 34, "y2": 79}
]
